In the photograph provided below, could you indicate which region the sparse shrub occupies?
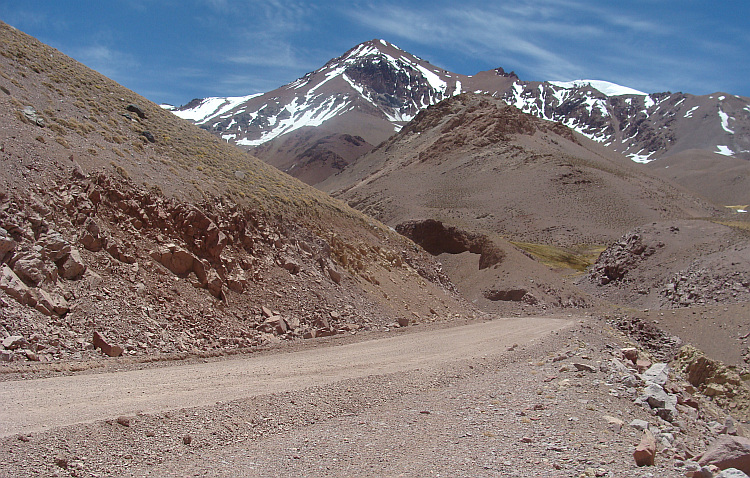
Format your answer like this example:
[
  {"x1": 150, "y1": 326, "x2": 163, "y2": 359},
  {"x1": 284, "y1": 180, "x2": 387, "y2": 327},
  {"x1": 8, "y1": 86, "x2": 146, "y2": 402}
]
[
  {"x1": 55, "y1": 136, "x2": 71, "y2": 149},
  {"x1": 48, "y1": 123, "x2": 66, "y2": 135},
  {"x1": 35, "y1": 135, "x2": 45, "y2": 143},
  {"x1": 14, "y1": 110, "x2": 28, "y2": 124}
]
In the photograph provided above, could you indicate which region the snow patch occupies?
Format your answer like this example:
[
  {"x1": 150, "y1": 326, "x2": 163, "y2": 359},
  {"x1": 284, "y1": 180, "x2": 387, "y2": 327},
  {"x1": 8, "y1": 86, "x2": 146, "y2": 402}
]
[
  {"x1": 415, "y1": 63, "x2": 447, "y2": 93},
  {"x1": 628, "y1": 150, "x2": 656, "y2": 163},
  {"x1": 719, "y1": 110, "x2": 735, "y2": 134},
  {"x1": 716, "y1": 145, "x2": 734, "y2": 156},
  {"x1": 684, "y1": 106, "x2": 700, "y2": 118},
  {"x1": 547, "y1": 80, "x2": 647, "y2": 96},
  {"x1": 173, "y1": 94, "x2": 262, "y2": 124},
  {"x1": 643, "y1": 96, "x2": 655, "y2": 110}
]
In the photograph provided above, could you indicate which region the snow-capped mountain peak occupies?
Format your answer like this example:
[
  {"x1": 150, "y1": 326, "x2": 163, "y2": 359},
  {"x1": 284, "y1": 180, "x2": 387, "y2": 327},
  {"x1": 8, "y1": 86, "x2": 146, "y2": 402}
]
[
  {"x1": 171, "y1": 40, "x2": 749, "y2": 177},
  {"x1": 171, "y1": 39, "x2": 468, "y2": 148}
]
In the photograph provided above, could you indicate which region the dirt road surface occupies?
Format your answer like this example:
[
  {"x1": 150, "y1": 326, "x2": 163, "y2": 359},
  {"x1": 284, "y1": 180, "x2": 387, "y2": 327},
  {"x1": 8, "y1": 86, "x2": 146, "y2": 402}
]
[{"x1": 0, "y1": 317, "x2": 570, "y2": 438}]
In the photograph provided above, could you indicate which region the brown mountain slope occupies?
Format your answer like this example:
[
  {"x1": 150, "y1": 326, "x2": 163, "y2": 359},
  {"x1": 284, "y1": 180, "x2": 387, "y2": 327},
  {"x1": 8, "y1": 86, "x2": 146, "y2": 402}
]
[
  {"x1": 0, "y1": 22, "x2": 473, "y2": 367},
  {"x1": 644, "y1": 149, "x2": 750, "y2": 207},
  {"x1": 321, "y1": 93, "x2": 720, "y2": 247},
  {"x1": 251, "y1": 127, "x2": 374, "y2": 185}
]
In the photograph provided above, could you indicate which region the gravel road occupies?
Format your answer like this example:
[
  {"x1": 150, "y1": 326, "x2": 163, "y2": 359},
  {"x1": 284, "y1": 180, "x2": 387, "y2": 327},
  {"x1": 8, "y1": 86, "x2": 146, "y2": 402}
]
[{"x1": 0, "y1": 317, "x2": 570, "y2": 438}]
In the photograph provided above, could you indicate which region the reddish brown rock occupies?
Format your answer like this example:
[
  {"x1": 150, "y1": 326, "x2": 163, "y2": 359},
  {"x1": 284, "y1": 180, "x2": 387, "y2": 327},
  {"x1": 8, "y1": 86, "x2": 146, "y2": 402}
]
[
  {"x1": 621, "y1": 347, "x2": 638, "y2": 364},
  {"x1": 634, "y1": 429, "x2": 656, "y2": 466},
  {"x1": 206, "y1": 270, "x2": 224, "y2": 299},
  {"x1": 33, "y1": 289, "x2": 69, "y2": 316},
  {"x1": 699, "y1": 436, "x2": 750, "y2": 474},
  {"x1": 61, "y1": 248, "x2": 86, "y2": 279},
  {"x1": 260, "y1": 315, "x2": 288, "y2": 335},
  {"x1": 13, "y1": 252, "x2": 51, "y2": 286},
  {"x1": 79, "y1": 217, "x2": 105, "y2": 252},
  {"x1": 92, "y1": 331, "x2": 124, "y2": 357},
  {"x1": 0, "y1": 264, "x2": 32, "y2": 305}
]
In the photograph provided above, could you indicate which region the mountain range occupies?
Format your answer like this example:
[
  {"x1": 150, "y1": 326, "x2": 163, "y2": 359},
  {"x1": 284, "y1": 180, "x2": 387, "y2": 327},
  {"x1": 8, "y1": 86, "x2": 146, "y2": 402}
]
[{"x1": 169, "y1": 39, "x2": 750, "y2": 194}]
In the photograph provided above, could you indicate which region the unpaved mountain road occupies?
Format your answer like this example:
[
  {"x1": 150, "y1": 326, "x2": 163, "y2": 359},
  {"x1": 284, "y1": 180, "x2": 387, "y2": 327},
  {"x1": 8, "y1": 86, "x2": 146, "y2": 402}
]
[{"x1": 0, "y1": 317, "x2": 571, "y2": 438}]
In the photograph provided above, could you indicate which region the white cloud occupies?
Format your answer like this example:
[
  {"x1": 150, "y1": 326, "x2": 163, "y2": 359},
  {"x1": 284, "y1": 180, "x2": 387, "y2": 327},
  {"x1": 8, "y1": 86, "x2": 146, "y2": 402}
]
[
  {"x1": 343, "y1": 0, "x2": 747, "y2": 96},
  {"x1": 72, "y1": 45, "x2": 139, "y2": 79}
]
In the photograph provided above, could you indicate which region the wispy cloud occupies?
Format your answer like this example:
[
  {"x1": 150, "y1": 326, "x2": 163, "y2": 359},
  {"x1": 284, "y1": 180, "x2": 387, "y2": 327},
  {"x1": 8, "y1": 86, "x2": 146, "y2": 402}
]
[
  {"x1": 194, "y1": 0, "x2": 320, "y2": 71},
  {"x1": 71, "y1": 45, "x2": 140, "y2": 80},
  {"x1": 343, "y1": 0, "x2": 745, "y2": 94}
]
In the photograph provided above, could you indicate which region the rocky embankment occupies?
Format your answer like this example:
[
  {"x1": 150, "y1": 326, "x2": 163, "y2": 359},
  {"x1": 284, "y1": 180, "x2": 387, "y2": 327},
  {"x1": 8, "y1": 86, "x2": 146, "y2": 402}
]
[{"x1": 0, "y1": 167, "x2": 467, "y2": 367}]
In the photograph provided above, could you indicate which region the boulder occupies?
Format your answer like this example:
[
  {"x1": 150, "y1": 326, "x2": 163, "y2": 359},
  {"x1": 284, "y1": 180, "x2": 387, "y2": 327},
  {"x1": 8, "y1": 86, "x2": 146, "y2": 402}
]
[
  {"x1": 13, "y1": 252, "x2": 51, "y2": 286},
  {"x1": 259, "y1": 315, "x2": 288, "y2": 335},
  {"x1": 716, "y1": 469, "x2": 750, "y2": 478},
  {"x1": 150, "y1": 244, "x2": 197, "y2": 276},
  {"x1": 92, "y1": 331, "x2": 124, "y2": 357},
  {"x1": 280, "y1": 256, "x2": 300, "y2": 274},
  {"x1": 61, "y1": 248, "x2": 86, "y2": 280},
  {"x1": 206, "y1": 270, "x2": 224, "y2": 299},
  {"x1": 39, "y1": 231, "x2": 71, "y2": 262},
  {"x1": 22, "y1": 106, "x2": 45, "y2": 127},
  {"x1": 126, "y1": 104, "x2": 146, "y2": 119},
  {"x1": 629, "y1": 419, "x2": 650, "y2": 431},
  {"x1": 640, "y1": 383, "x2": 677, "y2": 412},
  {"x1": 573, "y1": 363, "x2": 597, "y2": 373},
  {"x1": 603, "y1": 415, "x2": 624, "y2": 433},
  {"x1": 641, "y1": 363, "x2": 669, "y2": 385},
  {"x1": 141, "y1": 131, "x2": 156, "y2": 143},
  {"x1": 226, "y1": 270, "x2": 248, "y2": 293},
  {"x1": 79, "y1": 218, "x2": 105, "y2": 252},
  {"x1": 634, "y1": 429, "x2": 656, "y2": 466},
  {"x1": 2, "y1": 335, "x2": 27, "y2": 350},
  {"x1": 699, "y1": 436, "x2": 750, "y2": 474},
  {"x1": 0, "y1": 227, "x2": 16, "y2": 258},
  {"x1": 106, "y1": 241, "x2": 136, "y2": 264},
  {"x1": 0, "y1": 264, "x2": 32, "y2": 305},
  {"x1": 34, "y1": 289, "x2": 69, "y2": 316}
]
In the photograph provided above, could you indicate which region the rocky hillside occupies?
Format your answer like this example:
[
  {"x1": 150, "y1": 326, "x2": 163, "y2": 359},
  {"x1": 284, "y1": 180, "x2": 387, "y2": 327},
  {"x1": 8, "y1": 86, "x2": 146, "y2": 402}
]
[{"x1": 0, "y1": 22, "x2": 473, "y2": 366}]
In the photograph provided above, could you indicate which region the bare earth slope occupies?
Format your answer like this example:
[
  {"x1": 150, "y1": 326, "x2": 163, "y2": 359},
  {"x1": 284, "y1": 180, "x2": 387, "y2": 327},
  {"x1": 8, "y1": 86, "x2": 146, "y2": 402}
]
[
  {"x1": 317, "y1": 94, "x2": 727, "y2": 316},
  {"x1": 322, "y1": 94, "x2": 719, "y2": 247},
  {"x1": 644, "y1": 149, "x2": 750, "y2": 207}
]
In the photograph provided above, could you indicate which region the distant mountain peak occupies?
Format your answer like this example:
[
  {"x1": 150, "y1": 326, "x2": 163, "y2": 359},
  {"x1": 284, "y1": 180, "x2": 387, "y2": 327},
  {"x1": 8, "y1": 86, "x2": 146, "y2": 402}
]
[{"x1": 171, "y1": 40, "x2": 750, "y2": 183}]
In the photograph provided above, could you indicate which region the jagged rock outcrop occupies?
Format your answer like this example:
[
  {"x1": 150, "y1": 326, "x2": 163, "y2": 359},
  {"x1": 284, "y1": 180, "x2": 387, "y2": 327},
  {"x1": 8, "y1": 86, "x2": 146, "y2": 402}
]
[{"x1": 589, "y1": 231, "x2": 663, "y2": 285}]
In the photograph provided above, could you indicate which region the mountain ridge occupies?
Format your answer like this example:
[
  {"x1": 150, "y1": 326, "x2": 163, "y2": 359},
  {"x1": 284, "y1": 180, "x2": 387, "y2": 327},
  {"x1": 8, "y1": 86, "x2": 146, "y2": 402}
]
[{"x1": 170, "y1": 39, "x2": 750, "y2": 188}]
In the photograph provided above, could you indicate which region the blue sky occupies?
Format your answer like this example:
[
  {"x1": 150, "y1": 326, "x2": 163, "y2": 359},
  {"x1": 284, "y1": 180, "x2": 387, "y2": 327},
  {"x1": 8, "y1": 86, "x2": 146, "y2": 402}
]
[{"x1": 3, "y1": 1, "x2": 748, "y2": 105}]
